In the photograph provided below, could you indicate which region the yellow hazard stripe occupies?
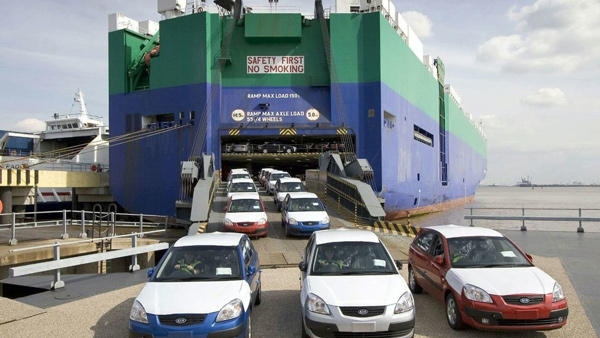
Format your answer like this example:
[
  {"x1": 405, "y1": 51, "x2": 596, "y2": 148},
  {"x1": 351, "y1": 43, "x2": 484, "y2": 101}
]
[
  {"x1": 229, "y1": 129, "x2": 239, "y2": 135},
  {"x1": 337, "y1": 128, "x2": 348, "y2": 135},
  {"x1": 372, "y1": 221, "x2": 420, "y2": 237},
  {"x1": 279, "y1": 128, "x2": 297, "y2": 135}
]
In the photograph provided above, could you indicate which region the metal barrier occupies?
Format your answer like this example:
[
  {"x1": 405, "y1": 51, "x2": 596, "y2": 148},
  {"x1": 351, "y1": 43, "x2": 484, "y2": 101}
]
[
  {"x1": 465, "y1": 207, "x2": 600, "y2": 232},
  {"x1": 0, "y1": 209, "x2": 169, "y2": 245},
  {"x1": 8, "y1": 231, "x2": 169, "y2": 289}
]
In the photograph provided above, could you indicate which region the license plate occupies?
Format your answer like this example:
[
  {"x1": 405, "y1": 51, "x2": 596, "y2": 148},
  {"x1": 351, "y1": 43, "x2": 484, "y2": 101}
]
[
  {"x1": 167, "y1": 332, "x2": 193, "y2": 338},
  {"x1": 352, "y1": 322, "x2": 376, "y2": 332},
  {"x1": 516, "y1": 310, "x2": 538, "y2": 319}
]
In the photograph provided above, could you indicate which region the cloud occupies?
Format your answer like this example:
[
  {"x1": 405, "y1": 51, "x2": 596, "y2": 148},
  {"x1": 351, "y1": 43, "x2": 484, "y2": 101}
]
[
  {"x1": 521, "y1": 88, "x2": 569, "y2": 107},
  {"x1": 12, "y1": 119, "x2": 46, "y2": 133},
  {"x1": 400, "y1": 11, "x2": 433, "y2": 38},
  {"x1": 476, "y1": 0, "x2": 600, "y2": 73}
]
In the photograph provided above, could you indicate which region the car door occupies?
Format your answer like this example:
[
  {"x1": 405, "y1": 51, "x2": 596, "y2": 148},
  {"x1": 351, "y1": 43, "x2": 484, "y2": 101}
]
[
  {"x1": 300, "y1": 234, "x2": 316, "y2": 300},
  {"x1": 281, "y1": 194, "x2": 291, "y2": 224},
  {"x1": 424, "y1": 234, "x2": 447, "y2": 302},
  {"x1": 241, "y1": 237, "x2": 259, "y2": 299},
  {"x1": 410, "y1": 231, "x2": 437, "y2": 294}
]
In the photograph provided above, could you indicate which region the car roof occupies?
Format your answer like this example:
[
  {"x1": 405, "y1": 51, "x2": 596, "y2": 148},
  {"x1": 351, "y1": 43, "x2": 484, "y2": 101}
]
[
  {"x1": 270, "y1": 171, "x2": 289, "y2": 176},
  {"x1": 286, "y1": 192, "x2": 318, "y2": 199},
  {"x1": 425, "y1": 224, "x2": 504, "y2": 239},
  {"x1": 278, "y1": 177, "x2": 302, "y2": 183},
  {"x1": 229, "y1": 178, "x2": 254, "y2": 184},
  {"x1": 173, "y1": 232, "x2": 244, "y2": 247},
  {"x1": 313, "y1": 229, "x2": 380, "y2": 245},
  {"x1": 230, "y1": 193, "x2": 261, "y2": 201},
  {"x1": 230, "y1": 168, "x2": 248, "y2": 173}
]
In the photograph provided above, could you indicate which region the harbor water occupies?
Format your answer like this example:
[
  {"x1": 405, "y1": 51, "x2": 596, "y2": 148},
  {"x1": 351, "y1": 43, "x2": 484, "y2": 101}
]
[{"x1": 409, "y1": 186, "x2": 600, "y2": 232}]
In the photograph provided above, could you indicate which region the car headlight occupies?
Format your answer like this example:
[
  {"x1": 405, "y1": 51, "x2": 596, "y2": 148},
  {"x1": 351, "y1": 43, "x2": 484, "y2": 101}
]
[
  {"x1": 394, "y1": 292, "x2": 414, "y2": 314},
  {"x1": 463, "y1": 284, "x2": 493, "y2": 303},
  {"x1": 216, "y1": 299, "x2": 243, "y2": 322},
  {"x1": 552, "y1": 282, "x2": 565, "y2": 302},
  {"x1": 224, "y1": 218, "x2": 233, "y2": 226},
  {"x1": 130, "y1": 300, "x2": 148, "y2": 324},
  {"x1": 321, "y1": 216, "x2": 330, "y2": 224},
  {"x1": 258, "y1": 218, "x2": 267, "y2": 225},
  {"x1": 306, "y1": 293, "x2": 331, "y2": 315},
  {"x1": 289, "y1": 218, "x2": 298, "y2": 225}
]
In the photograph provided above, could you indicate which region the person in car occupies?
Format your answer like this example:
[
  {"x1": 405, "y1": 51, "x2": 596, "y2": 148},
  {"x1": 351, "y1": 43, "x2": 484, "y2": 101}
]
[
  {"x1": 174, "y1": 251, "x2": 203, "y2": 275},
  {"x1": 317, "y1": 247, "x2": 343, "y2": 271}
]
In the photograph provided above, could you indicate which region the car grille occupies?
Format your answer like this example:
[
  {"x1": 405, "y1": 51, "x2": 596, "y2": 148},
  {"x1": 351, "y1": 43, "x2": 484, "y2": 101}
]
[
  {"x1": 311, "y1": 329, "x2": 413, "y2": 338},
  {"x1": 302, "y1": 221, "x2": 319, "y2": 226},
  {"x1": 236, "y1": 222, "x2": 255, "y2": 227},
  {"x1": 340, "y1": 306, "x2": 386, "y2": 318},
  {"x1": 496, "y1": 318, "x2": 561, "y2": 326},
  {"x1": 158, "y1": 314, "x2": 206, "y2": 326},
  {"x1": 502, "y1": 295, "x2": 544, "y2": 305}
]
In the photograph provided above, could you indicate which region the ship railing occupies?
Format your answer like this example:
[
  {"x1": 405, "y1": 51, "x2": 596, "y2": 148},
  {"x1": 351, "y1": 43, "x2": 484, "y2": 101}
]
[
  {"x1": 0, "y1": 209, "x2": 170, "y2": 246},
  {"x1": 465, "y1": 207, "x2": 600, "y2": 233},
  {"x1": 7, "y1": 231, "x2": 168, "y2": 289},
  {"x1": 26, "y1": 162, "x2": 108, "y2": 172}
]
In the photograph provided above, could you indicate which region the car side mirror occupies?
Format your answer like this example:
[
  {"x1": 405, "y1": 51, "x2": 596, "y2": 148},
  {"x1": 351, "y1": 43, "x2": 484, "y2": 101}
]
[
  {"x1": 526, "y1": 253, "x2": 533, "y2": 262},
  {"x1": 147, "y1": 267, "x2": 155, "y2": 279},
  {"x1": 298, "y1": 261, "x2": 307, "y2": 271},
  {"x1": 394, "y1": 260, "x2": 403, "y2": 270},
  {"x1": 434, "y1": 255, "x2": 444, "y2": 265},
  {"x1": 247, "y1": 265, "x2": 257, "y2": 275}
]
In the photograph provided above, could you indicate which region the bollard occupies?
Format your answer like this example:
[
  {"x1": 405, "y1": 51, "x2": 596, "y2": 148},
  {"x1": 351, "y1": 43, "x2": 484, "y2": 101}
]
[
  {"x1": 51, "y1": 243, "x2": 65, "y2": 289},
  {"x1": 79, "y1": 210, "x2": 87, "y2": 238},
  {"x1": 577, "y1": 208, "x2": 585, "y2": 233},
  {"x1": 60, "y1": 210, "x2": 69, "y2": 239},
  {"x1": 520, "y1": 208, "x2": 527, "y2": 231},
  {"x1": 130, "y1": 235, "x2": 140, "y2": 272},
  {"x1": 9, "y1": 212, "x2": 17, "y2": 245}
]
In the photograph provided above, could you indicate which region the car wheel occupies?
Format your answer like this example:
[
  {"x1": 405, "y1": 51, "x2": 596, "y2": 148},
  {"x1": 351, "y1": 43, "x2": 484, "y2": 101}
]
[
  {"x1": 255, "y1": 285, "x2": 262, "y2": 305},
  {"x1": 408, "y1": 266, "x2": 423, "y2": 294},
  {"x1": 286, "y1": 148, "x2": 292, "y2": 153},
  {"x1": 245, "y1": 312, "x2": 252, "y2": 338},
  {"x1": 281, "y1": 218, "x2": 285, "y2": 227},
  {"x1": 285, "y1": 224, "x2": 291, "y2": 237},
  {"x1": 277, "y1": 204, "x2": 281, "y2": 211},
  {"x1": 446, "y1": 293, "x2": 465, "y2": 330}
]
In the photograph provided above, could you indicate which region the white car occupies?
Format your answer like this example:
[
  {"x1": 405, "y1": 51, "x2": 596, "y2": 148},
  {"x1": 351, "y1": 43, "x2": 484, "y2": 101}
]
[
  {"x1": 299, "y1": 229, "x2": 415, "y2": 338},
  {"x1": 224, "y1": 194, "x2": 269, "y2": 238},
  {"x1": 274, "y1": 177, "x2": 305, "y2": 210},
  {"x1": 280, "y1": 192, "x2": 329, "y2": 237},
  {"x1": 266, "y1": 171, "x2": 291, "y2": 194},
  {"x1": 129, "y1": 232, "x2": 261, "y2": 337},
  {"x1": 227, "y1": 178, "x2": 259, "y2": 199},
  {"x1": 259, "y1": 168, "x2": 275, "y2": 187}
]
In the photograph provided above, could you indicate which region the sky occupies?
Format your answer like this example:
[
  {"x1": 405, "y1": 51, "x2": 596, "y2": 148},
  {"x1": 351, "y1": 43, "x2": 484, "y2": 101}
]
[{"x1": 0, "y1": 0, "x2": 598, "y2": 185}]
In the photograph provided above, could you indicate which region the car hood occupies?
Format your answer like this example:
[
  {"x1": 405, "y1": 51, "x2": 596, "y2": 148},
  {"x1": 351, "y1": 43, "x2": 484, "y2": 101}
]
[
  {"x1": 227, "y1": 192, "x2": 259, "y2": 198},
  {"x1": 446, "y1": 267, "x2": 556, "y2": 296},
  {"x1": 288, "y1": 211, "x2": 328, "y2": 222},
  {"x1": 225, "y1": 212, "x2": 267, "y2": 223},
  {"x1": 277, "y1": 192, "x2": 304, "y2": 201},
  {"x1": 306, "y1": 275, "x2": 407, "y2": 307},
  {"x1": 136, "y1": 280, "x2": 250, "y2": 315}
]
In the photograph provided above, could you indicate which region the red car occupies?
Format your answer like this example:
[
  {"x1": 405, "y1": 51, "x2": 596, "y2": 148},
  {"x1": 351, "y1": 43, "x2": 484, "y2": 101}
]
[
  {"x1": 408, "y1": 225, "x2": 568, "y2": 331},
  {"x1": 223, "y1": 194, "x2": 268, "y2": 237}
]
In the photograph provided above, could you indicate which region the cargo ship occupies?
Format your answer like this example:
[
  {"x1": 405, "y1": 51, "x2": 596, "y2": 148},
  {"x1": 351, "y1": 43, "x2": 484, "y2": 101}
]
[{"x1": 108, "y1": 0, "x2": 487, "y2": 221}]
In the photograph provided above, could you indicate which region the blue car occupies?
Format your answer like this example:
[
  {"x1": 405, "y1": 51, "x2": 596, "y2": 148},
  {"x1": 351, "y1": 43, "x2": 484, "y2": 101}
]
[
  {"x1": 129, "y1": 232, "x2": 261, "y2": 338},
  {"x1": 281, "y1": 192, "x2": 330, "y2": 237}
]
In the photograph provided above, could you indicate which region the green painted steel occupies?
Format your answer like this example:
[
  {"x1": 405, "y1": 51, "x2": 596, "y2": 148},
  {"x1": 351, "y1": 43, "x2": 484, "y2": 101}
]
[
  {"x1": 446, "y1": 95, "x2": 487, "y2": 157},
  {"x1": 108, "y1": 30, "x2": 152, "y2": 95},
  {"x1": 245, "y1": 13, "x2": 302, "y2": 41}
]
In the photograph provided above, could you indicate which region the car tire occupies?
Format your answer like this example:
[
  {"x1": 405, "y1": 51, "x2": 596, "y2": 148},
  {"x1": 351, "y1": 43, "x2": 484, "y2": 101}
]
[
  {"x1": 285, "y1": 224, "x2": 291, "y2": 237},
  {"x1": 245, "y1": 312, "x2": 252, "y2": 338},
  {"x1": 446, "y1": 293, "x2": 465, "y2": 330},
  {"x1": 408, "y1": 266, "x2": 423, "y2": 294},
  {"x1": 255, "y1": 285, "x2": 262, "y2": 306},
  {"x1": 277, "y1": 204, "x2": 281, "y2": 211},
  {"x1": 301, "y1": 315, "x2": 308, "y2": 338}
]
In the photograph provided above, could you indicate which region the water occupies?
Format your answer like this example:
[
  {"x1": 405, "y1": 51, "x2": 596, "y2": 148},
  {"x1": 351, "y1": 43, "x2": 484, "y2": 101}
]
[{"x1": 408, "y1": 186, "x2": 600, "y2": 232}]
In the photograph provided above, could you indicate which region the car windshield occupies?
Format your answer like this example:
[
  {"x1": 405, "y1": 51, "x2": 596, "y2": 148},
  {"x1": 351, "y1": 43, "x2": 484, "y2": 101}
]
[
  {"x1": 230, "y1": 182, "x2": 256, "y2": 192},
  {"x1": 270, "y1": 173, "x2": 290, "y2": 181},
  {"x1": 229, "y1": 199, "x2": 262, "y2": 212},
  {"x1": 153, "y1": 246, "x2": 242, "y2": 282},
  {"x1": 310, "y1": 242, "x2": 397, "y2": 276},
  {"x1": 448, "y1": 236, "x2": 532, "y2": 268},
  {"x1": 231, "y1": 174, "x2": 250, "y2": 180},
  {"x1": 279, "y1": 182, "x2": 304, "y2": 192},
  {"x1": 289, "y1": 198, "x2": 324, "y2": 212}
]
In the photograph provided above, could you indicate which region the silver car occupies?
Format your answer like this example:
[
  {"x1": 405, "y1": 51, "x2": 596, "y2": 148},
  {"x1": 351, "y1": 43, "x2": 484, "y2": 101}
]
[{"x1": 299, "y1": 229, "x2": 415, "y2": 338}]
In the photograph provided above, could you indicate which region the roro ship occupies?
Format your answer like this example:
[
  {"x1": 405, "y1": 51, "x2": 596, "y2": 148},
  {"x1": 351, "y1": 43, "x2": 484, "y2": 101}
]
[{"x1": 108, "y1": 0, "x2": 487, "y2": 221}]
